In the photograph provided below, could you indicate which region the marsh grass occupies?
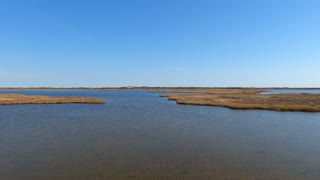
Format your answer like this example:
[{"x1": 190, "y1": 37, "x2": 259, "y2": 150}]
[
  {"x1": 160, "y1": 89, "x2": 320, "y2": 112},
  {"x1": 0, "y1": 94, "x2": 106, "y2": 105}
]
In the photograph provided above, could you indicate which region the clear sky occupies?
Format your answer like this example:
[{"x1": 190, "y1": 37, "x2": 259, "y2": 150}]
[{"x1": 1, "y1": 0, "x2": 319, "y2": 87}]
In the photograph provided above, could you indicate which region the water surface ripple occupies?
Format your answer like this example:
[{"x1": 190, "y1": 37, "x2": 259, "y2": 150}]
[{"x1": 0, "y1": 90, "x2": 320, "y2": 179}]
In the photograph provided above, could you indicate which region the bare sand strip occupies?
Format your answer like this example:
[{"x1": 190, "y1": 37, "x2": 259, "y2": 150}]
[
  {"x1": 0, "y1": 94, "x2": 106, "y2": 105},
  {"x1": 158, "y1": 88, "x2": 320, "y2": 112}
]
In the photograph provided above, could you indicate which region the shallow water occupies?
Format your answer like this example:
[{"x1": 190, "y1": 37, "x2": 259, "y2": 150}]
[
  {"x1": 1, "y1": 90, "x2": 320, "y2": 179},
  {"x1": 261, "y1": 89, "x2": 320, "y2": 94}
]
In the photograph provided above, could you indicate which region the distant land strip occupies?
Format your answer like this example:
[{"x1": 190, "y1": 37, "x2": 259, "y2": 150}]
[
  {"x1": 0, "y1": 94, "x2": 106, "y2": 105},
  {"x1": 0, "y1": 87, "x2": 320, "y2": 90}
]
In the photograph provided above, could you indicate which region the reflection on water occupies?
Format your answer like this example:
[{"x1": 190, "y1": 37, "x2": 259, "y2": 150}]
[{"x1": 1, "y1": 90, "x2": 320, "y2": 179}]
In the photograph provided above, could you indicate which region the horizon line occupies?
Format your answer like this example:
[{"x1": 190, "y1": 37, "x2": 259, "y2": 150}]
[{"x1": 1, "y1": 86, "x2": 320, "y2": 89}]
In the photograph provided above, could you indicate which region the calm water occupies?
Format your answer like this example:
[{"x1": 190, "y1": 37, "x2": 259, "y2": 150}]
[
  {"x1": 1, "y1": 90, "x2": 320, "y2": 179},
  {"x1": 261, "y1": 89, "x2": 320, "y2": 94}
]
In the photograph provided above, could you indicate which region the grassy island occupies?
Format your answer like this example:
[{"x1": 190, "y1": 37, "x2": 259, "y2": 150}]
[
  {"x1": 0, "y1": 94, "x2": 106, "y2": 105},
  {"x1": 0, "y1": 87, "x2": 319, "y2": 112},
  {"x1": 158, "y1": 88, "x2": 320, "y2": 112}
]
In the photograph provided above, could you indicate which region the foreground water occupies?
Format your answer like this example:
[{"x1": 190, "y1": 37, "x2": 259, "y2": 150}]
[{"x1": 1, "y1": 90, "x2": 320, "y2": 179}]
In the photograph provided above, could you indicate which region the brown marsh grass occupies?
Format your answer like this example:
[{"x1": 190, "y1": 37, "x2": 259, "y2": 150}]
[
  {"x1": 159, "y1": 88, "x2": 320, "y2": 112},
  {"x1": 0, "y1": 94, "x2": 106, "y2": 105}
]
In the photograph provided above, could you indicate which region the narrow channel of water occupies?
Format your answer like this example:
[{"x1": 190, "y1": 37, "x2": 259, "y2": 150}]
[{"x1": 261, "y1": 89, "x2": 320, "y2": 94}]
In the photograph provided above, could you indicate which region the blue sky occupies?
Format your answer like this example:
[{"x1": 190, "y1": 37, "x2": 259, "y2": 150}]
[{"x1": 0, "y1": 0, "x2": 319, "y2": 87}]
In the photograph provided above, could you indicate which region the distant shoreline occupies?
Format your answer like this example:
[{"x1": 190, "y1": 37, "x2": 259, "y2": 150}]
[{"x1": 0, "y1": 87, "x2": 320, "y2": 90}]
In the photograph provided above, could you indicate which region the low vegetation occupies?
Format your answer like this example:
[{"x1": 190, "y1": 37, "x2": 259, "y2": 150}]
[
  {"x1": 159, "y1": 88, "x2": 320, "y2": 112},
  {"x1": 0, "y1": 94, "x2": 106, "y2": 105},
  {"x1": 0, "y1": 88, "x2": 319, "y2": 112}
]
